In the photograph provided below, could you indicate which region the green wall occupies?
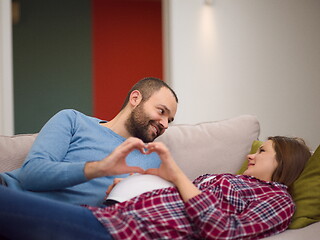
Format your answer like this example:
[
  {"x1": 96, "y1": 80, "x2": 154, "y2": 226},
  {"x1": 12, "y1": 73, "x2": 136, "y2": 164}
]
[{"x1": 13, "y1": 0, "x2": 92, "y2": 134}]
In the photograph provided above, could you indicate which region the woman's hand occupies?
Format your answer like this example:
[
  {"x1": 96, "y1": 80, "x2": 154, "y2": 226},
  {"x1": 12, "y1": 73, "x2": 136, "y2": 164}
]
[
  {"x1": 144, "y1": 142, "x2": 184, "y2": 183},
  {"x1": 145, "y1": 142, "x2": 201, "y2": 202},
  {"x1": 84, "y1": 138, "x2": 146, "y2": 180}
]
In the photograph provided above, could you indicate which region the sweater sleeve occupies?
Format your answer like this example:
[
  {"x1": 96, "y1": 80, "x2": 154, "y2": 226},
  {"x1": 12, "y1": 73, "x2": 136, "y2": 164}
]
[
  {"x1": 184, "y1": 189, "x2": 294, "y2": 239},
  {"x1": 19, "y1": 109, "x2": 87, "y2": 191}
]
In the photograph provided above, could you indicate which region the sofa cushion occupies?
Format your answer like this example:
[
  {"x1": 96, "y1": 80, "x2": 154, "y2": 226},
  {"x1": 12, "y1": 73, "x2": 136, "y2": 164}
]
[
  {"x1": 156, "y1": 115, "x2": 260, "y2": 180},
  {"x1": 289, "y1": 144, "x2": 320, "y2": 229},
  {"x1": 0, "y1": 134, "x2": 37, "y2": 173},
  {"x1": 237, "y1": 141, "x2": 320, "y2": 229}
]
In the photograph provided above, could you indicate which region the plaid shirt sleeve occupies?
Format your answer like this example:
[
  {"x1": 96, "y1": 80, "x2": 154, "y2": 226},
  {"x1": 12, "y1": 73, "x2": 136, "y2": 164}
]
[{"x1": 184, "y1": 184, "x2": 295, "y2": 239}]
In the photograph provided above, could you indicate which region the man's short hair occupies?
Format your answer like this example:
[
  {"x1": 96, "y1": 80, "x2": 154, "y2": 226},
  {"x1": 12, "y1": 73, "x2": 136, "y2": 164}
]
[{"x1": 120, "y1": 77, "x2": 178, "y2": 110}]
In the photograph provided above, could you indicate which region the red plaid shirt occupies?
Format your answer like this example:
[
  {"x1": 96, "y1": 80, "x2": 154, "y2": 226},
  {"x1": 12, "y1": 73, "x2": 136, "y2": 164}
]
[{"x1": 86, "y1": 174, "x2": 294, "y2": 240}]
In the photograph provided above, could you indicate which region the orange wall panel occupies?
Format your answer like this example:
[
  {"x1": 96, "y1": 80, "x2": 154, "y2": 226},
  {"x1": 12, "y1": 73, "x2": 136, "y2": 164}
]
[{"x1": 92, "y1": 0, "x2": 163, "y2": 120}]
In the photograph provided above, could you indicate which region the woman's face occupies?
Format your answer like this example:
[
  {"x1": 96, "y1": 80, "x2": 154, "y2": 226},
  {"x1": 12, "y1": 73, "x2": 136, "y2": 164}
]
[{"x1": 243, "y1": 140, "x2": 278, "y2": 182}]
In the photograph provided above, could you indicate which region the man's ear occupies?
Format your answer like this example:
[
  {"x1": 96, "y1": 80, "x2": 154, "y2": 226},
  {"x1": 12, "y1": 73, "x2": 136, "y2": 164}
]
[{"x1": 129, "y1": 90, "x2": 142, "y2": 107}]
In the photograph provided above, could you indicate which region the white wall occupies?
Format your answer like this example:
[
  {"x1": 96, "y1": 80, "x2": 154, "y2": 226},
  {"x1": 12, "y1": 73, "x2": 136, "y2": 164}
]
[
  {"x1": 0, "y1": 0, "x2": 14, "y2": 135},
  {"x1": 167, "y1": 0, "x2": 320, "y2": 150}
]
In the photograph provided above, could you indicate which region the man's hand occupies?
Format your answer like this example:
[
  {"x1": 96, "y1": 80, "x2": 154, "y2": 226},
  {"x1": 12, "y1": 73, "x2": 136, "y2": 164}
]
[
  {"x1": 105, "y1": 177, "x2": 123, "y2": 197},
  {"x1": 84, "y1": 138, "x2": 146, "y2": 180}
]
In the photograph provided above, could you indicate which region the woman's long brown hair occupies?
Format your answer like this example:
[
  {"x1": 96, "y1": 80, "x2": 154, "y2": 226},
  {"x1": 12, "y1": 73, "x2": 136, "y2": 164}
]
[{"x1": 269, "y1": 136, "x2": 311, "y2": 189}]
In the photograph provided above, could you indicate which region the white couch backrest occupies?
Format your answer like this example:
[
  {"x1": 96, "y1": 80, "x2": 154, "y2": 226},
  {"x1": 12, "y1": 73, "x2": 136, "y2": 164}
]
[
  {"x1": 156, "y1": 115, "x2": 260, "y2": 180},
  {"x1": 0, "y1": 115, "x2": 260, "y2": 178},
  {"x1": 0, "y1": 134, "x2": 37, "y2": 172}
]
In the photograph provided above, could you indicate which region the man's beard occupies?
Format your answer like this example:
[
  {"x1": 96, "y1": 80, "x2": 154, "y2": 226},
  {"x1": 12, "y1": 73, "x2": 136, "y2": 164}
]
[{"x1": 125, "y1": 103, "x2": 162, "y2": 143}]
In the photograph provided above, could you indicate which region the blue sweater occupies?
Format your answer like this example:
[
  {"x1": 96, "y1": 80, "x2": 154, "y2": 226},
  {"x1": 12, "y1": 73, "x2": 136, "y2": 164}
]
[{"x1": 1, "y1": 110, "x2": 161, "y2": 206}]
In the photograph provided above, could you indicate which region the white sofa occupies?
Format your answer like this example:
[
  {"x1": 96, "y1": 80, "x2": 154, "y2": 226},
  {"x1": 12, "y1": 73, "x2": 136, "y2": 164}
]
[{"x1": 0, "y1": 115, "x2": 319, "y2": 239}]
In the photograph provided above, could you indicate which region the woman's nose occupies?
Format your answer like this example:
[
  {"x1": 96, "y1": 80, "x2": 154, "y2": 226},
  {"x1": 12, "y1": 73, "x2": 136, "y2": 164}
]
[{"x1": 247, "y1": 153, "x2": 255, "y2": 161}]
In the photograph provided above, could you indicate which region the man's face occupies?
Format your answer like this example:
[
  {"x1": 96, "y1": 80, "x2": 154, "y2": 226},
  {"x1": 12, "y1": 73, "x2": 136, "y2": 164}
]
[{"x1": 125, "y1": 87, "x2": 177, "y2": 142}]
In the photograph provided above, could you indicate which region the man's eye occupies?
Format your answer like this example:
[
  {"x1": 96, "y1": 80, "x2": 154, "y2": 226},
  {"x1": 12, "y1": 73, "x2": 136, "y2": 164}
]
[{"x1": 159, "y1": 109, "x2": 164, "y2": 114}]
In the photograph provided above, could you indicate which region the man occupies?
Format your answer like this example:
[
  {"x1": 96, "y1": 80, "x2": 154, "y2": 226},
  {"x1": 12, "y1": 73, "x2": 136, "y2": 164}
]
[{"x1": 0, "y1": 77, "x2": 178, "y2": 206}]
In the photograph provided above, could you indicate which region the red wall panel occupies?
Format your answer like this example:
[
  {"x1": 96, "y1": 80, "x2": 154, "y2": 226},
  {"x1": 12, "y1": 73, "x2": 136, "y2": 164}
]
[{"x1": 92, "y1": 0, "x2": 163, "y2": 120}]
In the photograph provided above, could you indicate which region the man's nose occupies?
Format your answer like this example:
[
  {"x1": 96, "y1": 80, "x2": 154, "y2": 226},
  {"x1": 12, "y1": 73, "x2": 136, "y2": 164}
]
[{"x1": 159, "y1": 117, "x2": 169, "y2": 129}]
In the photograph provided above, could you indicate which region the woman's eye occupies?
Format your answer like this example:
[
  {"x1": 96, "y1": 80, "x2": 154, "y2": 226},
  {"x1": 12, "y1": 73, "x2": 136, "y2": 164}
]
[{"x1": 259, "y1": 148, "x2": 265, "y2": 153}]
